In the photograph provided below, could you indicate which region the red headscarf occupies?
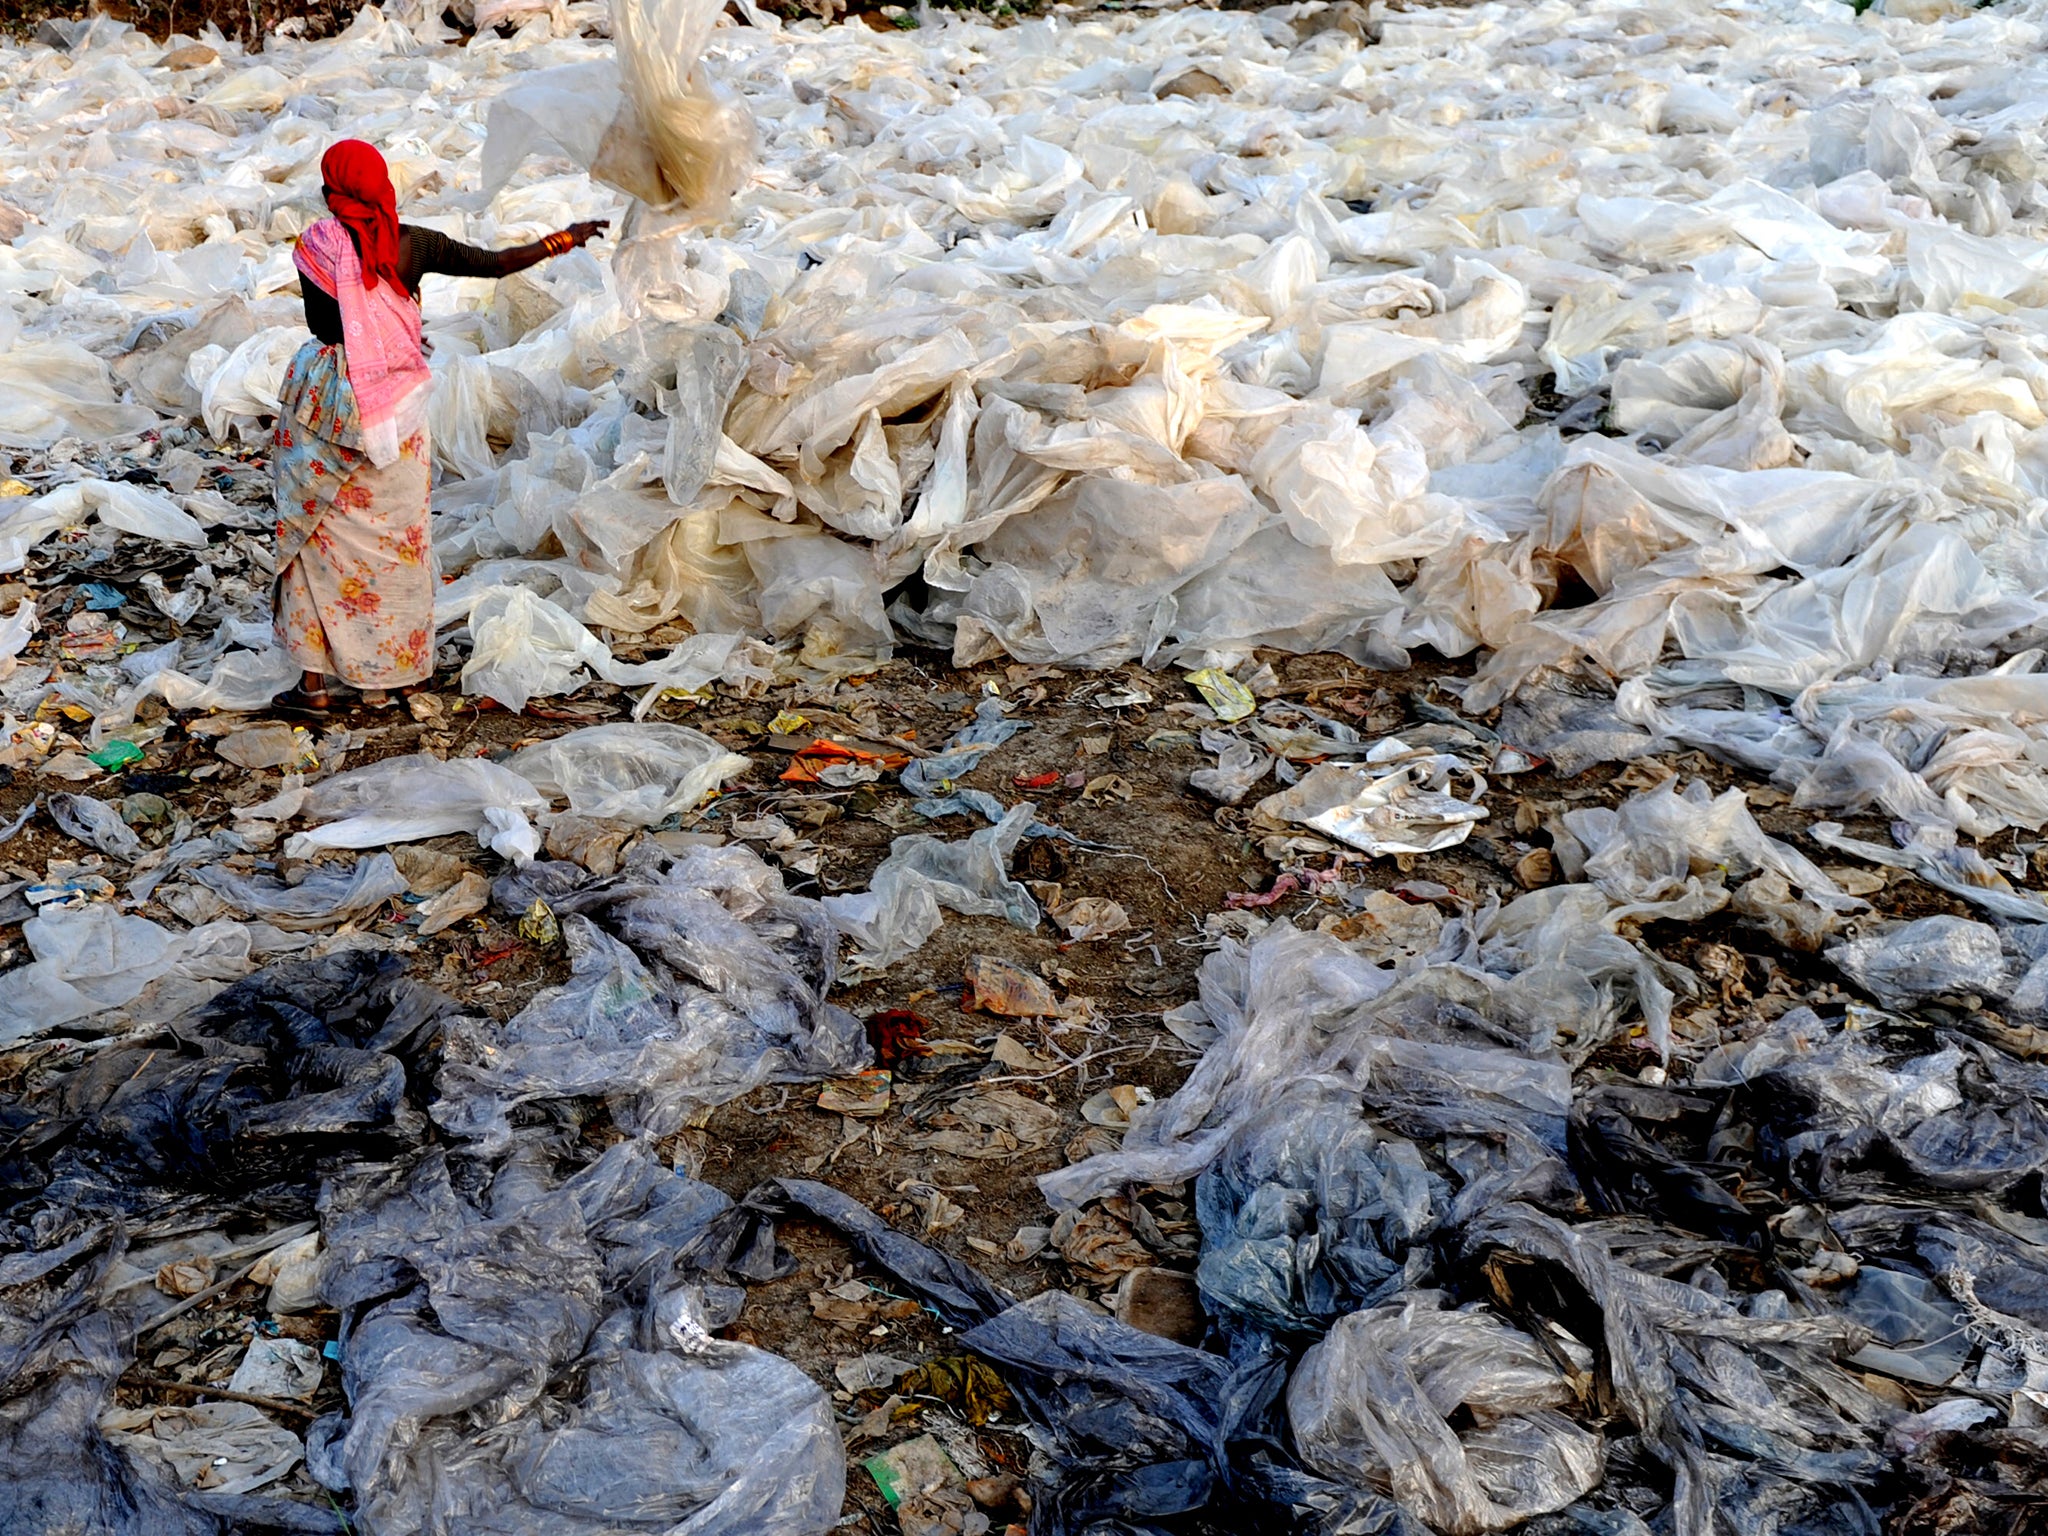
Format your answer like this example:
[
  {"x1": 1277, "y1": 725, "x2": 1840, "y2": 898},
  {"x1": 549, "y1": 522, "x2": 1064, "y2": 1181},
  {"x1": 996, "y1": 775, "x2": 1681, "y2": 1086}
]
[{"x1": 320, "y1": 140, "x2": 402, "y2": 291}]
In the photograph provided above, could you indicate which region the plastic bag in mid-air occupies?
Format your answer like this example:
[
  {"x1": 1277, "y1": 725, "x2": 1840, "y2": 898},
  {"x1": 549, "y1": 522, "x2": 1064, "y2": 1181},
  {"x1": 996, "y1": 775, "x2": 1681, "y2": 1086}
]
[{"x1": 479, "y1": 0, "x2": 754, "y2": 216}]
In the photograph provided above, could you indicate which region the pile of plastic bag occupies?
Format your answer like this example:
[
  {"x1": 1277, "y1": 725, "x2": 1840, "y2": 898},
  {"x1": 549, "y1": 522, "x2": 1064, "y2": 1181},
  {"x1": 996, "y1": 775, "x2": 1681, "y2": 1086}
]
[
  {"x1": 5, "y1": 0, "x2": 2048, "y2": 843},
  {"x1": 10, "y1": 0, "x2": 2048, "y2": 1529}
]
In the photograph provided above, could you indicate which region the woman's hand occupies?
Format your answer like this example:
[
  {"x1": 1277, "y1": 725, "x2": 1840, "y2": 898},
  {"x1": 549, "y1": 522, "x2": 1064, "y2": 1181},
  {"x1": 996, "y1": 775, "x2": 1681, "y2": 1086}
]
[{"x1": 563, "y1": 220, "x2": 609, "y2": 249}]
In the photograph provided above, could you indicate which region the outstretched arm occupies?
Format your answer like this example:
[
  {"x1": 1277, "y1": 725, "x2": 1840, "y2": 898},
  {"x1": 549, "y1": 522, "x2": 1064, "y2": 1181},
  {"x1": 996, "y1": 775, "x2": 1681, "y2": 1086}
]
[{"x1": 406, "y1": 221, "x2": 609, "y2": 282}]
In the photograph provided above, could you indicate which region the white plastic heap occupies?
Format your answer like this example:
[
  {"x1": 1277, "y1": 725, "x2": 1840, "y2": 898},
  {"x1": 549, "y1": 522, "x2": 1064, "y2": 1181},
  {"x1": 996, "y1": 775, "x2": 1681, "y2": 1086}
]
[{"x1": 5, "y1": 0, "x2": 2048, "y2": 849}]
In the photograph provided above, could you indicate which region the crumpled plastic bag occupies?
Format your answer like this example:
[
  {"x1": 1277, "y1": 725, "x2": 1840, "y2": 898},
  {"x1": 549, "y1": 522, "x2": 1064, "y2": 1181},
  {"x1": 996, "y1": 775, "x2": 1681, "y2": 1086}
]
[
  {"x1": 1287, "y1": 1294, "x2": 1602, "y2": 1535},
  {"x1": 285, "y1": 754, "x2": 548, "y2": 865},
  {"x1": 0, "y1": 906, "x2": 255, "y2": 1040},
  {"x1": 1253, "y1": 739, "x2": 1487, "y2": 855},
  {"x1": 191, "y1": 853, "x2": 411, "y2": 932},
  {"x1": 1826, "y1": 915, "x2": 2008, "y2": 1010},
  {"x1": 49, "y1": 792, "x2": 145, "y2": 863},
  {"x1": 100, "y1": 1401, "x2": 303, "y2": 1500},
  {"x1": 506, "y1": 722, "x2": 749, "y2": 826},
  {"x1": 439, "y1": 843, "x2": 866, "y2": 1149},
  {"x1": 313, "y1": 1141, "x2": 844, "y2": 1536},
  {"x1": 461, "y1": 584, "x2": 770, "y2": 717},
  {"x1": 0, "y1": 479, "x2": 206, "y2": 571},
  {"x1": 823, "y1": 801, "x2": 1040, "y2": 970}
]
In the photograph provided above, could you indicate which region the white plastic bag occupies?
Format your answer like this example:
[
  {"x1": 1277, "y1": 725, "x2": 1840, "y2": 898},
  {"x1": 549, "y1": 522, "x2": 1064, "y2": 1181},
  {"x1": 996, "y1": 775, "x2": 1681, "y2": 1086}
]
[
  {"x1": 507, "y1": 722, "x2": 749, "y2": 825},
  {"x1": 286, "y1": 754, "x2": 548, "y2": 864}
]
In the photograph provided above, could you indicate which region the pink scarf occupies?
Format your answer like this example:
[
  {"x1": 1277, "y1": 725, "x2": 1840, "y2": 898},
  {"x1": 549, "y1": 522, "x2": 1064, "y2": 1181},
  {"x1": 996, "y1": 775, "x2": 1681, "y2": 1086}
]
[{"x1": 295, "y1": 218, "x2": 430, "y2": 467}]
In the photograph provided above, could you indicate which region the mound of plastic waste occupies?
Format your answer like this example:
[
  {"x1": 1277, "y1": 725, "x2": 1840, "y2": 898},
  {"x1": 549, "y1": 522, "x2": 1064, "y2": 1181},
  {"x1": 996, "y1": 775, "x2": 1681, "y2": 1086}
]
[
  {"x1": 8, "y1": 0, "x2": 2048, "y2": 1531},
  {"x1": 2, "y1": 0, "x2": 2048, "y2": 845}
]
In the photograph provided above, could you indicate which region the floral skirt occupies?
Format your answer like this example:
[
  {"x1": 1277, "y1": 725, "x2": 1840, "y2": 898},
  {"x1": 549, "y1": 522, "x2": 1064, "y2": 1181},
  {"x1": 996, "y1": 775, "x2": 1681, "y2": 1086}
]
[{"x1": 273, "y1": 340, "x2": 434, "y2": 689}]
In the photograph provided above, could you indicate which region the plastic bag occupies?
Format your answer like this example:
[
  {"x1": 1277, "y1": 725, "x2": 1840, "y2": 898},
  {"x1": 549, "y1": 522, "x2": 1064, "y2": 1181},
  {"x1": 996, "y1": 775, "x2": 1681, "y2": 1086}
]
[
  {"x1": 1253, "y1": 744, "x2": 1489, "y2": 856},
  {"x1": 1189, "y1": 729, "x2": 1274, "y2": 805},
  {"x1": 461, "y1": 584, "x2": 769, "y2": 718},
  {"x1": 0, "y1": 340, "x2": 159, "y2": 449},
  {"x1": 823, "y1": 801, "x2": 1040, "y2": 970},
  {"x1": 0, "y1": 950, "x2": 452, "y2": 1228},
  {"x1": 1196, "y1": 1078, "x2": 1444, "y2": 1336},
  {"x1": 1287, "y1": 1295, "x2": 1602, "y2": 1535},
  {"x1": 506, "y1": 722, "x2": 749, "y2": 826},
  {"x1": 49, "y1": 792, "x2": 145, "y2": 862},
  {"x1": 314, "y1": 1142, "x2": 843, "y2": 1536},
  {"x1": 285, "y1": 754, "x2": 547, "y2": 864},
  {"x1": 437, "y1": 844, "x2": 867, "y2": 1149},
  {"x1": 0, "y1": 906, "x2": 255, "y2": 1040},
  {"x1": 197, "y1": 326, "x2": 300, "y2": 441},
  {"x1": 100, "y1": 1402, "x2": 303, "y2": 1500},
  {"x1": 0, "y1": 598, "x2": 36, "y2": 679},
  {"x1": 0, "y1": 480, "x2": 206, "y2": 573},
  {"x1": 191, "y1": 853, "x2": 410, "y2": 932},
  {"x1": 1042, "y1": 924, "x2": 1401, "y2": 1209},
  {"x1": 1827, "y1": 915, "x2": 2007, "y2": 1009},
  {"x1": 898, "y1": 698, "x2": 1029, "y2": 798}
]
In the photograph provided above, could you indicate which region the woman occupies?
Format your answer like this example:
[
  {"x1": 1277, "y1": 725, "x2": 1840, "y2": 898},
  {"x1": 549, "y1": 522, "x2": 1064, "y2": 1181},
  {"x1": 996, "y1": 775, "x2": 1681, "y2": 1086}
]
[{"x1": 275, "y1": 139, "x2": 605, "y2": 711}]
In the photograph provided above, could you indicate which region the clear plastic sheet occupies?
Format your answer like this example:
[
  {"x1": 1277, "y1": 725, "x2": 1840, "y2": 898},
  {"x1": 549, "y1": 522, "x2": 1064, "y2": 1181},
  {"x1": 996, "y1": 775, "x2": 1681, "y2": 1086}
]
[
  {"x1": 438, "y1": 842, "x2": 867, "y2": 1149},
  {"x1": 823, "y1": 800, "x2": 1041, "y2": 970},
  {"x1": 505, "y1": 721, "x2": 749, "y2": 825}
]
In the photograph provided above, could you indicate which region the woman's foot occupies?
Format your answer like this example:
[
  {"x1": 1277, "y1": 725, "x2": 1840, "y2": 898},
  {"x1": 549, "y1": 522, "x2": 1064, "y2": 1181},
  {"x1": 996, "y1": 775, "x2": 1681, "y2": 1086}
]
[
  {"x1": 276, "y1": 686, "x2": 334, "y2": 715},
  {"x1": 277, "y1": 671, "x2": 335, "y2": 713}
]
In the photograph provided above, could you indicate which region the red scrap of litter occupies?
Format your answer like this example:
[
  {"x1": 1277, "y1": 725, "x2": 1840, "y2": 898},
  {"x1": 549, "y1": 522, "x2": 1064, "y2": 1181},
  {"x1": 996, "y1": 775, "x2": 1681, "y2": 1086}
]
[
  {"x1": 864, "y1": 1008, "x2": 934, "y2": 1068},
  {"x1": 1013, "y1": 770, "x2": 1062, "y2": 789},
  {"x1": 1225, "y1": 874, "x2": 1302, "y2": 910},
  {"x1": 474, "y1": 944, "x2": 520, "y2": 967}
]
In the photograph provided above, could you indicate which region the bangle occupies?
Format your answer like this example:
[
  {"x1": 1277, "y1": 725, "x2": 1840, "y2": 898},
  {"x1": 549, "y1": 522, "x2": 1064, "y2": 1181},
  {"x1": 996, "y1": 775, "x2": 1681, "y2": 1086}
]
[{"x1": 545, "y1": 231, "x2": 573, "y2": 256}]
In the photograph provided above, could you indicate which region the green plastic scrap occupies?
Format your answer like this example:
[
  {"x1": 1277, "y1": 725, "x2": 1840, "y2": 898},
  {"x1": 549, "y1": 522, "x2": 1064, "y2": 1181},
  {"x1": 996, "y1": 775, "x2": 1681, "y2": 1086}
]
[
  {"x1": 87, "y1": 740, "x2": 144, "y2": 772},
  {"x1": 862, "y1": 1434, "x2": 963, "y2": 1509}
]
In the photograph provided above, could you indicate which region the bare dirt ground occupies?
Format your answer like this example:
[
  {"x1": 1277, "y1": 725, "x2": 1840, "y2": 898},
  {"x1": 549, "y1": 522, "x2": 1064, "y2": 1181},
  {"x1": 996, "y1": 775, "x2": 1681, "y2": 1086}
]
[{"x1": 0, "y1": 573, "x2": 1970, "y2": 1527}]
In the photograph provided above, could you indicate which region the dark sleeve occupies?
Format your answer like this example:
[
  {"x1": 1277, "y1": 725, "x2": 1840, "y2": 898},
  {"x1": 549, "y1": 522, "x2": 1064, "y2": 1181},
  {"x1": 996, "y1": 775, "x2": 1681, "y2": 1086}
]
[
  {"x1": 402, "y1": 224, "x2": 554, "y2": 285},
  {"x1": 301, "y1": 280, "x2": 342, "y2": 345}
]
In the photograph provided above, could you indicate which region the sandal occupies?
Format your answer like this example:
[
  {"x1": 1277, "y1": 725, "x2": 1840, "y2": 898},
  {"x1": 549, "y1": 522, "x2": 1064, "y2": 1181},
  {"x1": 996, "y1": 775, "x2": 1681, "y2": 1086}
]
[
  {"x1": 360, "y1": 690, "x2": 397, "y2": 709},
  {"x1": 273, "y1": 685, "x2": 334, "y2": 717}
]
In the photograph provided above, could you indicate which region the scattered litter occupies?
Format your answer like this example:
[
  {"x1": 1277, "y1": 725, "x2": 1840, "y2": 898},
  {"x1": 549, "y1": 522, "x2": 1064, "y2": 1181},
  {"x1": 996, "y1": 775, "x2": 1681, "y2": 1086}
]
[
  {"x1": 960, "y1": 955, "x2": 1059, "y2": 1018},
  {"x1": 214, "y1": 723, "x2": 317, "y2": 773},
  {"x1": 818, "y1": 1069, "x2": 892, "y2": 1119},
  {"x1": 1255, "y1": 740, "x2": 1488, "y2": 856},
  {"x1": 5, "y1": 3, "x2": 2048, "y2": 1533},
  {"x1": 1187, "y1": 669, "x2": 1255, "y2": 725},
  {"x1": 227, "y1": 1337, "x2": 324, "y2": 1404},
  {"x1": 100, "y1": 1401, "x2": 303, "y2": 1499},
  {"x1": 414, "y1": 870, "x2": 491, "y2": 937}
]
